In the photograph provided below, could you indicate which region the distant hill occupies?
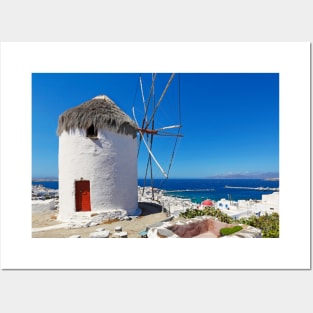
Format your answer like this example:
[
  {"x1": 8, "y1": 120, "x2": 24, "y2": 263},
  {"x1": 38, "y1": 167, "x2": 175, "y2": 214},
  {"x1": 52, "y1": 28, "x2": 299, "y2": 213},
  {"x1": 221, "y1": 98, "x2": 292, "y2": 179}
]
[{"x1": 207, "y1": 172, "x2": 279, "y2": 179}]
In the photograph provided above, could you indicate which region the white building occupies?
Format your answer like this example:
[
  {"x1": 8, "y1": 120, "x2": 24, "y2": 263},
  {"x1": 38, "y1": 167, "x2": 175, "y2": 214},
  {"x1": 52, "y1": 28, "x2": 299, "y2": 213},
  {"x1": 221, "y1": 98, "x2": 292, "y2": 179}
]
[
  {"x1": 214, "y1": 192, "x2": 279, "y2": 220},
  {"x1": 216, "y1": 198, "x2": 237, "y2": 211},
  {"x1": 57, "y1": 95, "x2": 140, "y2": 221},
  {"x1": 215, "y1": 198, "x2": 245, "y2": 220},
  {"x1": 261, "y1": 192, "x2": 279, "y2": 213}
]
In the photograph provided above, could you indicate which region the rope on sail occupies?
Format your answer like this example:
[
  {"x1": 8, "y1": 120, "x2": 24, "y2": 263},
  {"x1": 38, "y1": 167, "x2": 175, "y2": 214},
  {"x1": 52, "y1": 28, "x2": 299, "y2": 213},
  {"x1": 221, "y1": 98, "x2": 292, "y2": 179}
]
[
  {"x1": 132, "y1": 107, "x2": 168, "y2": 178},
  {"x1": 137, "y1": 74, "x2": 157, "y2": 157},
  {"x1": 141, "y1": 73, "x2": 157, "y2": 130},
  {"x1": 134, "y1": 73, "x2": 182, "y2": 194},
  {"x1": 146, "y1": 73, "x2": 175, "y2": 128},
  {"x1": 139, "y1": 75, "x2": 146, "y2": 109},
  {"x1": 160, "y1": 73, "x2": 182, "y2": 188},
  {"x1": 167, "y1": 77, "x2": 182, "y2": 173}
]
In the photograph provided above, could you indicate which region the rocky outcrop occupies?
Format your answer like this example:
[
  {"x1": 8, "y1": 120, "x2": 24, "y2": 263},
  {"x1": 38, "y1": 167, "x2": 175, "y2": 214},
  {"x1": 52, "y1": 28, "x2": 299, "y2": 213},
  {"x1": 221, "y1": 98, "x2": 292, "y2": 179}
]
[
  {"x1": 89, "y1": 230, "x2": 110, "y2": 238},
  {"x1": 146, "y1": 216, "x2": 262, "y2": 238}
]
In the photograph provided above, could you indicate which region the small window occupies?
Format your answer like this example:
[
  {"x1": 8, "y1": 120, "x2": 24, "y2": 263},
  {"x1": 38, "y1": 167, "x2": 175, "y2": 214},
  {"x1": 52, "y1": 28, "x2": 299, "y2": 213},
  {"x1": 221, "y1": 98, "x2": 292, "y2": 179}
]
[{"x1": 86, "y1": 125, "x2": 98, "y2": 138}]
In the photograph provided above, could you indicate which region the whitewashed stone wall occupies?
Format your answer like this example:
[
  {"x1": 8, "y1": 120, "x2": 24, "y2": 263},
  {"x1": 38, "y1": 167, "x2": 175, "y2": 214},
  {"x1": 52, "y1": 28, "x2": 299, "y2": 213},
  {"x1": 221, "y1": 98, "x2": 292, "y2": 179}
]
[
  {"x1": 58, "y1": 128, "x2": 138, "y2": 220},
  {"x1": 32, "y1": 199, "x2": 56, "y2": 212}
]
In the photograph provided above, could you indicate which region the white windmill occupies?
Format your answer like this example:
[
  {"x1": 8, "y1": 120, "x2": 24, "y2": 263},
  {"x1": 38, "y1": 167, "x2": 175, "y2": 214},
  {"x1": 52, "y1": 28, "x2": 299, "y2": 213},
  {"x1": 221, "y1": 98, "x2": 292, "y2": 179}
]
[
  {"x1": 57, "y1": 95, "x2": 140, "y2": 221},
  {"x1": 56, "y1": 73, "x2": 182, "y2": 222}
]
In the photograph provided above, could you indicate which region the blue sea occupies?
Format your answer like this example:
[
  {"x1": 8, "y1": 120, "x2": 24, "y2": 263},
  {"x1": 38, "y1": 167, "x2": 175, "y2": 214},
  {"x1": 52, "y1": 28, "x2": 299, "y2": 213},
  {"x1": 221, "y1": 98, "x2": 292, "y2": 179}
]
[{"x1": 32, "y1": 178, "x2": 279, "y2": 204}]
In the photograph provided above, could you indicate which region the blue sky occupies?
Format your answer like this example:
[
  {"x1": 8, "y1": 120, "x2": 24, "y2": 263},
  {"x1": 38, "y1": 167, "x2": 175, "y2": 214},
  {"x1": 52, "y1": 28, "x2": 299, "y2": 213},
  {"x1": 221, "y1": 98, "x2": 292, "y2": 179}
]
[{"x1": 32, "y1": 73, "x2": 279, "y2": 179}]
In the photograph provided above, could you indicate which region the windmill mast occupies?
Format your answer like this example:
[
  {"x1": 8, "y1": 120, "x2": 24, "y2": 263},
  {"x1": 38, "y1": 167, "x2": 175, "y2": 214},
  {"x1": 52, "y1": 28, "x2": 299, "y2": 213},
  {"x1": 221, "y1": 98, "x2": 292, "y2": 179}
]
[
  {"x1": 150, "y1": 74, "x2": 155, "y2": 199},
  {"x1": 133, "y1": 73, "x2": 182, "y2": 201}
]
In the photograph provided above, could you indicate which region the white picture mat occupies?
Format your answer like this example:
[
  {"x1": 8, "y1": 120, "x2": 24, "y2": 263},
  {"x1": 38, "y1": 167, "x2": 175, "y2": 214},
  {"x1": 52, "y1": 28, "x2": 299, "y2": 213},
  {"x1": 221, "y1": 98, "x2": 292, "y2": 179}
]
[{"x1": 0, "y1": 42, "x2": 310, "y2": 269}]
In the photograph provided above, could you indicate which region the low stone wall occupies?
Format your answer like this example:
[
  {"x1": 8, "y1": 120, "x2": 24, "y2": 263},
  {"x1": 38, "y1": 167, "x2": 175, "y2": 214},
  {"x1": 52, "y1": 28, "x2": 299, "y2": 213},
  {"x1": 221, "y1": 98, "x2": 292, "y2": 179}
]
[
  {"x1": 63, "y1": 209, "x2": 129, "y2": 228},
  {"x1": 32, "y1": 199, "x2": 56, "y2": 212}
]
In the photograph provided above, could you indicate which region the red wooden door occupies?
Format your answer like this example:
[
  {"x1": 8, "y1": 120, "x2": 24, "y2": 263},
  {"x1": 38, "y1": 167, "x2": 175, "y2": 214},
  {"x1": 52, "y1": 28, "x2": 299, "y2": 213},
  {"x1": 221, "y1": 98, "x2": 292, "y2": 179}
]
[{"x1": 75, "y1": 180, "x2": 91, "y2": 211}]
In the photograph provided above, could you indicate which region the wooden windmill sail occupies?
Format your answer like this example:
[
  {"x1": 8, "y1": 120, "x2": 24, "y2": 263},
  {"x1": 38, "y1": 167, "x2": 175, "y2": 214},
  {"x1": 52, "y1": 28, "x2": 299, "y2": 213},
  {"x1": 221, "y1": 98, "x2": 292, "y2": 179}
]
[{"x1": 132, "y1": 73, "x2": 183, "y2": 199}]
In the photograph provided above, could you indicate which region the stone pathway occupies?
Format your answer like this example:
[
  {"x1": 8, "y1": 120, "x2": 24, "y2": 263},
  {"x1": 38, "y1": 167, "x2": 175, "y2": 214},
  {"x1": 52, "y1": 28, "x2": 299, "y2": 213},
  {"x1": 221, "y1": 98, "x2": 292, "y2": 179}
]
[{"x1": 32, "y1": 223, "x2": 68, "y2": 233}]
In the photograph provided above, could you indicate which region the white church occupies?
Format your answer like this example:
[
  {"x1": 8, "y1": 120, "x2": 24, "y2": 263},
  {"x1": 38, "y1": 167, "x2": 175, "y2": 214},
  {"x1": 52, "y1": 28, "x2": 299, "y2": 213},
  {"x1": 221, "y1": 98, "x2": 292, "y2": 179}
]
[{"x1": 56, "y1": 95, "x2": 140, "y2": 221}]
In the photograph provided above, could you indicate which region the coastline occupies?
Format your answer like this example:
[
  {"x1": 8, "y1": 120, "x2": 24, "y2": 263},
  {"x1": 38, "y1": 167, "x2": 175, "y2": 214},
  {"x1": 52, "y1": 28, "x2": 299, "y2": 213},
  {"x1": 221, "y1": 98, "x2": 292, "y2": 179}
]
[
  {"x1": 32, "y1": 183, "x2": 279, "y2": 238},
  {"x1": 32, "y1": 178, "x2": 279, "y2": 204}
]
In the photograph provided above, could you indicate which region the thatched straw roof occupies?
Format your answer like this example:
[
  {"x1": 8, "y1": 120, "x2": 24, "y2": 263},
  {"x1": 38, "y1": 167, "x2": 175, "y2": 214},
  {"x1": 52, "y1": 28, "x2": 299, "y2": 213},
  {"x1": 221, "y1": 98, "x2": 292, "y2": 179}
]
[{"x1": 57, "y1": 95, "x2": 137, "y2": 138}]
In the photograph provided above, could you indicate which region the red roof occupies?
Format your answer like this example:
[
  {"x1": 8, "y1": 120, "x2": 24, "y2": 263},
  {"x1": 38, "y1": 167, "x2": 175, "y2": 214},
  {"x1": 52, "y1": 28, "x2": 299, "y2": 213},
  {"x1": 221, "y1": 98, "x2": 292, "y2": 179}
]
[{"x1": 201, "y1": 199, "x2": 213, "y2": 206}]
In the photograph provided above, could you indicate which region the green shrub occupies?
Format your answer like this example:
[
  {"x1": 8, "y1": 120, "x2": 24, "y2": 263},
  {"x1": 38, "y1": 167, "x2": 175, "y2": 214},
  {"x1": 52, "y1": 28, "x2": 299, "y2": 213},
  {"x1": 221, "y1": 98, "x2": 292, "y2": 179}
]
[
  {"x1": 238, "y1": 212, "x2": 279, "y2": 238},
  {"x1": 220, "y1": 226, "x2": 243, "y2": 236},
  {"x1": 179, "y1": 207, "x2": 233, "y2": 223}
]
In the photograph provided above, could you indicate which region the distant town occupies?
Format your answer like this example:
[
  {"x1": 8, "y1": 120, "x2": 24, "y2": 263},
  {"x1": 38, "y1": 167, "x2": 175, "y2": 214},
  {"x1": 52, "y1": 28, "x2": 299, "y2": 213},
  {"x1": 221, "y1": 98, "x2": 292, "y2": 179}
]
[
  {"x1": 32, "y1": 177, "x2": 58, "y2": 182},
  {"x1": 32, "y1": 177, "x2": 279, "y2": 182}
]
